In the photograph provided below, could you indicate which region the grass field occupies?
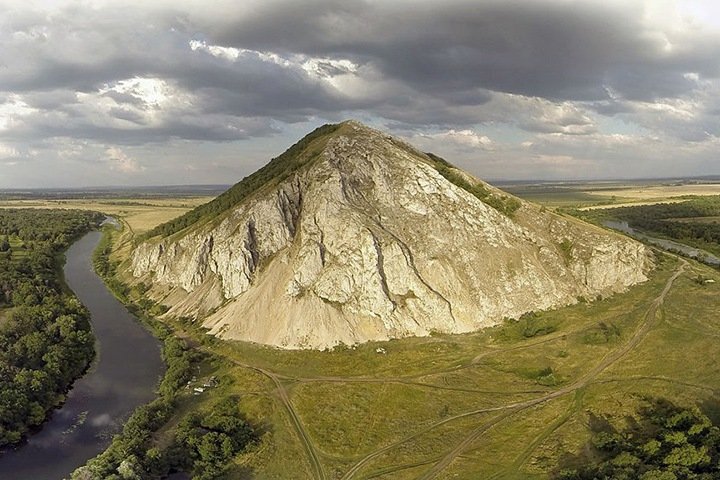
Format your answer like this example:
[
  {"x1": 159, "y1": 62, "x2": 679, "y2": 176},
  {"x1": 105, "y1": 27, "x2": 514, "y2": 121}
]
[
  {"x1": 670, "y1": 215, "x2": 720, "y2": 224},
  {"x1": 7, "y1": 235, "x2": 28, "y2": 262},
  {"x1": 590, "y1": 184, "x2": 720, "y2": 201}
]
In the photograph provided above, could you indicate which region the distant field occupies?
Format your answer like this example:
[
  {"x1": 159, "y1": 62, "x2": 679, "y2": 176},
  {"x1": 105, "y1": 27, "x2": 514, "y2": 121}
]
[
  {"x1": 0, "y1": 197, "x2": 213, "y2": 234},
  {"x1": 590, "y1": 183, "x2": 720, "y2": 200},
  {"x1": 578, "y1": 199, "x2": 687, "y2": 211},
  {"x1": 504, "y1": 191, "x2": 610, "y2": 207},
  {"x1": 504, "y1": 181, "x2": 720, "y2": 209}
]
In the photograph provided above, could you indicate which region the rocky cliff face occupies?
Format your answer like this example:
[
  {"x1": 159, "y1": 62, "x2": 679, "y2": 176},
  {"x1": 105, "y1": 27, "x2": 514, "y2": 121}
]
[{"x1": 131, "y1": 121, "x2": 652, "y2": 349}]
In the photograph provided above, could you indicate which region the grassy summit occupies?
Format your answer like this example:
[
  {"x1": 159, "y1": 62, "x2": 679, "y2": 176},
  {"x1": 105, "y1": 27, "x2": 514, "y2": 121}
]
[
  {"x1": 143, "y1": 123, "x2": 341, "y2": 240},
  {"x1": 144, "y1": 121, "x2": 525, "y2": 242}
]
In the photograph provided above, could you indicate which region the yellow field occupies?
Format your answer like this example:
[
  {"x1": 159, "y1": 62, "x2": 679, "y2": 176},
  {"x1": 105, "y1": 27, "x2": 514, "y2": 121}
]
[
  {"x1": 0, "y1": 197, "x2": 213, "y2": 234},
  {"x1": 578, "y1": 199, "x2": 687, "y2": 211},
  {"x1": 506, "y1": 181, "x2": 720, "y2": 210},
  {"x1": 587, "y1": 183, "x2": 720, "y2": 201}
]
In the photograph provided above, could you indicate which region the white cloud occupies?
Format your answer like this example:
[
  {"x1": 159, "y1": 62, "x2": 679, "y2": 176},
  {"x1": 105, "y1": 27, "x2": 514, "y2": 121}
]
[
  {"x1": 421, "y1": 129, "x2": 494, "y2": 149},
  {"x1": 500, "y1": 95, "x2": 597, "y2": 135},
  {"x1": 106, "y1": 147, "x2": 144, "y2": 173},
  {"x1": 0, "y1": 95, "x2": 36, "y2": 131},
  {"x1": 189, "y1": 40, "x2": 292, "y2": 67},
  {"x1": 189, "y1": 40, "x2": 360, "y2": 91},
  {"x1": 189, "y1": 40, "x2": 242, "y2": 62},
  {"x1": 0, "y1": 143, "x2": 19, "y2": 159}
]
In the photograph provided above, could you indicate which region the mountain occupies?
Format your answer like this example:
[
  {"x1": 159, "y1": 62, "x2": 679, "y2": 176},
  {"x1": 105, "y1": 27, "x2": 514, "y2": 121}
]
[{"x1": 130, "y1": 121, "x2": 652, "y2": 349}]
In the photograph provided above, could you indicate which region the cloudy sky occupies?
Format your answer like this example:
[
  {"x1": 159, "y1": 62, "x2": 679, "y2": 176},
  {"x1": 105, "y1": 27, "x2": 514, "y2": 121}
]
[{"x1": 2, "y1": 0, "x2": 720, "y2": 188}]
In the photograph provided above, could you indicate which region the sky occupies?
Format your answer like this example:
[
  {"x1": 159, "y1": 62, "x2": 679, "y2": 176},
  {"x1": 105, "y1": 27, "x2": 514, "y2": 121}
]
[{"x1": 2, "y1": 0, "x2": 720, "y2": 188}]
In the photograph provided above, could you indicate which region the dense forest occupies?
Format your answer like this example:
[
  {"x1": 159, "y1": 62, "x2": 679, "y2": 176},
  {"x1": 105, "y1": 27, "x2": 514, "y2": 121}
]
[
  {"x1": 557, "y1": 400, "x2": 720, "y2": 480},
  {"x1": 0, "y1": 208, "x2": 103, "y2": 447}
]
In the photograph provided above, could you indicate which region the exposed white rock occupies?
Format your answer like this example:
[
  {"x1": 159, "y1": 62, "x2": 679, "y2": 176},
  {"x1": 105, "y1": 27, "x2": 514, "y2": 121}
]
[{"x1": 131, "y1": 120, "x2": 652, "y2": 349}]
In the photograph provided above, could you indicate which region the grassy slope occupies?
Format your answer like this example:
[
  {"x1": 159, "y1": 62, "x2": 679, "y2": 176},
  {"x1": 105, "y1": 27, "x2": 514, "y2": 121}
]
[
  {"x1": 423, "y1": 152, "x2": 521, "y2": 216},
  {"x1": 142, "y1": 123, "x2": 342, "y2": 241}
]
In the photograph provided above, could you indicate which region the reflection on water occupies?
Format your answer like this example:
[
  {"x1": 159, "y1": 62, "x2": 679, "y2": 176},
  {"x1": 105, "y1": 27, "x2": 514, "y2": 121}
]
[
  {"x1": 603, "y1": 220, "x2": 720, "y2": 266},
  {"x1": 0, "y1": 232, "x2": 164, "y2": 480}
]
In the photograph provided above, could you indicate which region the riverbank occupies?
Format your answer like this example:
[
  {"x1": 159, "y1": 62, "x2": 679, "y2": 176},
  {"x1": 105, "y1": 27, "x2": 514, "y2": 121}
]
[
  {"x1": 70, "y1": 226, "x2": 255, "y2": 480},
  {"x1": 603, "y1": 220, "x2": 720, "y2": 266},
  {"x1": 0, "y1": 231, "x2": 164, "y2": 480}
]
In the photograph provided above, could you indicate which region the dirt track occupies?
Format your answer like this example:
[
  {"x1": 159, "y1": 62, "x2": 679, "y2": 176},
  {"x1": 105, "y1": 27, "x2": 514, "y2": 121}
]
[
  {"x1": 207, "y1": 261, "x2": 686, "y2": 479},
  {"x1": 415, "y1": 261, "x2": 686, "y2": 479}
]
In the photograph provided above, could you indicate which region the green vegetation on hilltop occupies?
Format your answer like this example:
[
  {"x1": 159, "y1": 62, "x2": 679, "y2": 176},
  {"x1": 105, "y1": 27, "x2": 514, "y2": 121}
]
[
  {"x1": 0, "y1": 209, "x2": 102, "y2": 447},
  {"x1": 143, "y1": 124, "x2": 525, "y2": 242},
  {"x1": 425, "y1": 152, "x2": 522, "y2": 216},
  {"x1": 143, "y1": 123, "x2": 341, "y2": 240}
]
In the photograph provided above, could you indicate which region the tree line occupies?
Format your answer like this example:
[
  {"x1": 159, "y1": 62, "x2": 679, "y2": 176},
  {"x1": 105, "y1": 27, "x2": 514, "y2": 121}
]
[
  {"x1": 72, "y1": 228, "x2": 255, "y2": 479},
  {"x1": 574, "y1": 197, "x2": 720, "y2": 254},
  {"x1": 557, "y1": 399, "x2": 720, "y2": 479},
  {"x1": 0, "y1": 208, "x2": 103, "y2": 447}
]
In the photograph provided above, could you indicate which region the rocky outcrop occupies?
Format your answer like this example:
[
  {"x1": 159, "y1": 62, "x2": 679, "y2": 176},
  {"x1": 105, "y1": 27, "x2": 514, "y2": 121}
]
[{"x1": 131, "y1": 121, "x2": 652, "y2": 349}]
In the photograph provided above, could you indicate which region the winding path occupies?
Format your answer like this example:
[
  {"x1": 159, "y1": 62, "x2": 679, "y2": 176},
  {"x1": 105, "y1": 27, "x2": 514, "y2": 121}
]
[
  {"x1": 200, "y1": 351, "x2": 327, "y2": 480},
  {"x1": 415, "y1": 261, "x2": 686, "y2": 479},
  {"x1": 205, "y1": 261, "x2": 687, "y2": 479}
]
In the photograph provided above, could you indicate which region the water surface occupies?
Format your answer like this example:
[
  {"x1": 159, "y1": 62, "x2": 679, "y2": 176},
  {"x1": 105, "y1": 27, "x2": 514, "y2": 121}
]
[
  {"x1": 0, "y1": 231, "x2": 164, "y2": 480},
  {"x1": 603, "y1": 220, "x2": 720, "y2": 266}
]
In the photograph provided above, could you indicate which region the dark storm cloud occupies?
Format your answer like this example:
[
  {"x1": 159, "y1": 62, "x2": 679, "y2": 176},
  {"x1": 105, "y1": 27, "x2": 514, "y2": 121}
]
[
  {"x1": 2, "y1": 0, "x2": 720, "y2": 189},
  {"x1": 204, "y1": 0, "x2": 720, "y2": 103},
  {"x1": 19, "y1": 90, "x2": 79, "y2": 110},
  {"x1": 13, "y1": 113, "x2": 278, "y2": 144},
  {"x1": 108, "y1": 107, "x2": 147, "y2": 125},
  {"x1": 2, "y1": 0, "x2": 719, "y2": 143}
]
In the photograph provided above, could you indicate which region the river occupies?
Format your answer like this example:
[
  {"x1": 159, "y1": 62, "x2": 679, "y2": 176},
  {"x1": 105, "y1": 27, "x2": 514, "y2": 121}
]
[
  {"x1": 603, "y1": 220, "x2": 720, "y2": 266},
  {"x1": 0, "y1": 231, "x2": 165, "y2": 480}
]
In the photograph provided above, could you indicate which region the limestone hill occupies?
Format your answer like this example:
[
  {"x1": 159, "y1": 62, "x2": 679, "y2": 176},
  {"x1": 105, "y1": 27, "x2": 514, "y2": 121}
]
[{"x1": 131, "y1": 121, "x2": 652, "y2": 349}]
